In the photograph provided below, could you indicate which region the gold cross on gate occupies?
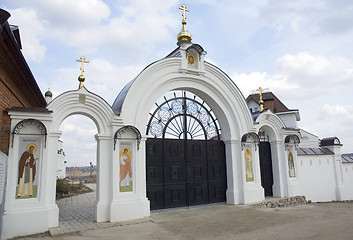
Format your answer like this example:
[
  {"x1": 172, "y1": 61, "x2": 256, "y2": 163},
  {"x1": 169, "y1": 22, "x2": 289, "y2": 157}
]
[
  {"x1": 76, "y1": 56, "x2": 89, "y2": 76},
  {"x1": 179, "y1": 4, "x2": 189, "y2": 22}
]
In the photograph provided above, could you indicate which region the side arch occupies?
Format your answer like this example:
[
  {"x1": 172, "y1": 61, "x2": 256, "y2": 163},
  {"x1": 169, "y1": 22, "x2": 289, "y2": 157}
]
[
  {"x1": 47, "y1": 86, "x2": 116, "y2": 223},
  {"x1": 47, "y1": 87, "x2": 115, "y2": 134},
  {"x1": 254, "y1": 110, "x2": 289, "y2": 197}
]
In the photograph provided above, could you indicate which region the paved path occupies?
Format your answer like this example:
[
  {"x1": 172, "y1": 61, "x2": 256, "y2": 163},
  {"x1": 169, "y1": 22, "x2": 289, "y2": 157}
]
[{"x1": 50, "y1": 184, "x2": 123, "y2": 236}]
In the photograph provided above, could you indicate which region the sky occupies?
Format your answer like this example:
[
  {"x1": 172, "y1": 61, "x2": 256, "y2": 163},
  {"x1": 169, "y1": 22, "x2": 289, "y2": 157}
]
[{"x1": 1, "y1": 0, "x2": 353, "y2": 166}]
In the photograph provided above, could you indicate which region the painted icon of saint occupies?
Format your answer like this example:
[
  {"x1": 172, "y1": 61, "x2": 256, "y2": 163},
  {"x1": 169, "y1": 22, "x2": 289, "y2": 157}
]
[
  {"x1": 120, "y1": 146, "x2": 132, "y2": 192},
  {"x1": 17, "y1": 144, "x2": 39, "y2": 198},
  {"x1": 287, "y1": 148, "x2": 295, "y2": 178},
  {"x1": 245, "y1": 148, "x2": 254, "y2": 182}
]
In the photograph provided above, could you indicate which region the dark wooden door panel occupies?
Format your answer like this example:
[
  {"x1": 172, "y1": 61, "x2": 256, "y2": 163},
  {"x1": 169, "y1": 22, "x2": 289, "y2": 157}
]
[
  {"x1": 147, "y1": 184, "x2": 164, "y2": 210},
  {"x1": 186, "y1": 162, "x2": 207, "y2": 183},
  {"x1": 259, "y1": 142, "x2": 274, "y2": 196},
  {"x1": 187, "y1": 182, "x2": 209, "y2": 206},
  {"x1": 164, "y1": 162, "x2": 186, "y2": 184},
  {"x1": 164, "y1": 184, "x2": 186, "y2": 208},
  {"x1": 147, "y1": 138, "x2": 227, "y2": 210},
  {"x1": 208, "y1": 181, "x2": 227, "y2": 203}
]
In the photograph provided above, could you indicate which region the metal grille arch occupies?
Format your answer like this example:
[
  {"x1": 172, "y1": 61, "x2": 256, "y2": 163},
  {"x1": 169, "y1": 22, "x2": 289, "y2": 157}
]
[{"x1": 146, "y1": 91, "x2": 220, "y2": 140}]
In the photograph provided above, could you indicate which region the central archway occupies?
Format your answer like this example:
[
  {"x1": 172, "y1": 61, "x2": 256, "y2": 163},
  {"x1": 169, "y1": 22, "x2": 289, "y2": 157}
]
[
  {"x1": 113, "y1": 56, "x2": 256, "y2": 206},
  {"x1": 145, "y1": 90, "x2": 226, "y2": 210}
]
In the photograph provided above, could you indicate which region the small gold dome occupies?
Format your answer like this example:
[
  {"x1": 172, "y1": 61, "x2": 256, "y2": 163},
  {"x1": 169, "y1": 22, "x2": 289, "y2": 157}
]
[
  {"x1": 177, "y1": 21, "x2": 192, "y2": 42},
  {"x1": 177, "y1": 4, "x2": 192, "y2": 43}
]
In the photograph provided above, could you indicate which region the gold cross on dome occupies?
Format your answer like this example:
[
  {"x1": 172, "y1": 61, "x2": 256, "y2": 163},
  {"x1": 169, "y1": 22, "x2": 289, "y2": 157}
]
[
  {"x1": 76, "y1": 56, "x2": 89, "y2": 76},
  {"x1": 179, "y1": 4, "x2": 189, "y2": 22},
  {"x1": 254, "y1": 87, "x2": 269, "y2": 112}
]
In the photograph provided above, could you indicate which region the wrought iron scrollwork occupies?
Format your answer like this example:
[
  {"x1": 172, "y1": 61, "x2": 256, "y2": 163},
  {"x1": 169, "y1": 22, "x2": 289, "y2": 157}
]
[
  {"x1": 146, "y1": 91, "x2": 220, "y2": 140},
  {"x1": 114, "y1": 125, "x2": 142, "y2": 150},
  {"x1": 12, "y1": 119, "x2": 47, "y2": 147},
  {"x1": 241, "y1": 132, "x2": 260, "y2": 150}
]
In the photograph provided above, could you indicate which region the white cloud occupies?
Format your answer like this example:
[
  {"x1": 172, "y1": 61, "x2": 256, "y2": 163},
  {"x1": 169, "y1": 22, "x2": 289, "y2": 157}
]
[
  {"x1": 60, "y1": 115, "x2": 98, "y2": 166},
  {"x1": 9, "y1": 8, "x2": 47, "y2": 62},
  {"x1": 48, "y1": 59, "x2": 144, "y2": 103},
  {"x1": 232, "y1": 52, "x2": 353, "y2": 100}
]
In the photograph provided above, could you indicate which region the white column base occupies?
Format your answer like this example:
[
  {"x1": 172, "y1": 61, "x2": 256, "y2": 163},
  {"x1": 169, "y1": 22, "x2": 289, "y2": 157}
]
[
  {"x1": 226, "y1": 188, "x2": 242, "y2": 204},
  {"x1": 110, "y1": 198, "x2": 150, "y2": 222},
  {"x1": 94, "y1": 201, "x2": 110, "y2": 222},
  {"x1": 2, "y1": 206, "x2": 59, "y2": 239},
  {"x1": 243, "y1": 186, "x2": 265, "y2": 204}
]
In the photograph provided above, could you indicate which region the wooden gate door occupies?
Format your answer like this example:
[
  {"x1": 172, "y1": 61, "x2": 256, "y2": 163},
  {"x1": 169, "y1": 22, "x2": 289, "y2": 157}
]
[
  {"x1": 259, "y1": 142, "x2": 274, "y2": 196},
  {"x1": 146, "y1": 90, "x2": 227, "y2": 210},
  {"x1": 146, "y1": 138, "x2": 226, "y2": 210}
]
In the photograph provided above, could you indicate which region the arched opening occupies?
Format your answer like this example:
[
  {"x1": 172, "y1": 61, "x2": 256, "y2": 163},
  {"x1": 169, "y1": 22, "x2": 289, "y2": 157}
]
[
  {"x1": 146, "y1": 90, "x2": 227, "y2": 210},
  {"x1": 56, "y1": 114, "x2": 98, "y2": 227},
  {"x1": 258, "y1": 126, "x2": 274, "y2": 197}
]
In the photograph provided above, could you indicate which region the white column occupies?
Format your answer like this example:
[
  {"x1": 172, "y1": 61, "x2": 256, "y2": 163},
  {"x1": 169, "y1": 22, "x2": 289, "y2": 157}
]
[
  {"x1": 45, "y1": 130, "x2": 61, "y2": 227},
  {"x1": 94, "y1": 134, "x2": 112, "y2": 222},
  {"x1": 242, "y1": 143, "x2": 265, "y2": 203},
  {"x1": 109, "y1": 137, "x2": 150, "y2": 222},
  {"x1": 224, "y1": 140, "x2": 243, "y2": 204},
  {"x1": 271, "y1": 141, "x2": 288, "y2": 197}
]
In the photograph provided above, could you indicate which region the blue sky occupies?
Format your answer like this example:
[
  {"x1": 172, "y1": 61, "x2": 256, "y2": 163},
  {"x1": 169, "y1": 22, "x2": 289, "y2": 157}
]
[{"x1": 2, "y1": 0, "x2": 353, "y2": 166}]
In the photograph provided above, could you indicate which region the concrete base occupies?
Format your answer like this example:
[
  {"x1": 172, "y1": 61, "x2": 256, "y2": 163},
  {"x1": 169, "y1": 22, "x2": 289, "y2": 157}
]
[
  {"x1": 1, "y1": 206, "x2": 59, "y2": 239},
  {"x1": 110, "y1": 198, "x2": 150, "y2": 222},
  {"x1": 243, "y1": 186, "x2": 265, "y2": 204}
]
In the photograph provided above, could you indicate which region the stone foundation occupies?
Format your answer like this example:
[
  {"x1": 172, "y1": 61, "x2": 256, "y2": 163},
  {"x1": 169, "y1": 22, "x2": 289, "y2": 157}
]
[{"x1": 251, "y1": 196, "x2": 307, "y2": 208}]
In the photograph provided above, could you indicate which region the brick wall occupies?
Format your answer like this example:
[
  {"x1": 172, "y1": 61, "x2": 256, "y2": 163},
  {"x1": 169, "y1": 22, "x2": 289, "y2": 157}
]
[{"x1": 0, "y1": 23, "x2": 46, "y2": 155}]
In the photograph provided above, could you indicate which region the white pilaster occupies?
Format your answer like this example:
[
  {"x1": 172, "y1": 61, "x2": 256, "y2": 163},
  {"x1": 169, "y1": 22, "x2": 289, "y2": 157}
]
[
  {"x1": 94, "y1": 134, "x2": 112, "y2": 222},
  {"x1": 271, "y1": 141, "x2": 288, "y2": 197},
  {"x1": 224, "y1": 140, "x2": 243, "y2": 204}
]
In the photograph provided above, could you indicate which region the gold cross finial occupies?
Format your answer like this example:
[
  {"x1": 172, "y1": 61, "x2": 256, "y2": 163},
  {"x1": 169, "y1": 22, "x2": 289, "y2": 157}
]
[
  {"x1": 179, "y1": 4, "x2": 189, "y2": 22},
  {"x1": 76, "y1": 56, "x2": 89, "y2": 76},
  {"x1": 76, "y1": 56, "x2": 89, "y2": 89},
  {"x1": 254, "y1": 87, "x2": 269, "y2": 112}
]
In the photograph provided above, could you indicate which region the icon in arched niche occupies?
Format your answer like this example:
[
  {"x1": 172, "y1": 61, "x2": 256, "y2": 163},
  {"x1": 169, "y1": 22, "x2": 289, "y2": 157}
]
[
  {"x1": 287, "y1": 148, "x2": 296, "y2": 178},
  {"x1": 16, "y1": 138, "x2": 40, "y2": 199},
  {"x1": 119, "y1": 143, "x2": 133, "y2": 192},
  {"x1": 245, "y1": 148, "x2": 254, "y2": 182}
]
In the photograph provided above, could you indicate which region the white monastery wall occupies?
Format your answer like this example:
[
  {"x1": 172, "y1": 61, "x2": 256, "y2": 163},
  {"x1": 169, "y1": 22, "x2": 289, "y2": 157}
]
[
  {"x1": 342, "y1": 162, "x2": 353, "y2": 200},
  {"x1": 295, "y1": 155, "x2": 336, "y2": 202}
]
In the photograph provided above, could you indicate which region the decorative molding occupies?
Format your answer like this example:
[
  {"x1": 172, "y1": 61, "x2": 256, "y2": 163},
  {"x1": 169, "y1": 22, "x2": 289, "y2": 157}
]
[
  {"x1": 12, "y1": 119, "x2": 47, "y2": 147},
  {"x1": 284, "y1": 135, "x2": 300, "y2": 150},
  {"x1": 114, "y1": 125, "x2": 142, "y2": 150},
  {"x1": 241, "y1": 132, "x2": 260, "y2": 151}
]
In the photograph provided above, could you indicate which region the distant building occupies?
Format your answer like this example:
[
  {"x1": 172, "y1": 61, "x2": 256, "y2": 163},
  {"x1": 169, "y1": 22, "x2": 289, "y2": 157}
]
[{"x1": 57, "y1": 140, "x2": 66, "y2": 179}]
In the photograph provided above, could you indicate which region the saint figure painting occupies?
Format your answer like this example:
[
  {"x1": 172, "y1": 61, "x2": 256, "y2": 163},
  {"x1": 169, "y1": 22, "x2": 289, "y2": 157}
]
[
  {"x1": 17, "y1": 138, "x2": 40, "y2": 199},
  {"x1": 119, "y1": 144, "x2": 133, "y2": 192},
  {"x1": 287, "y1": 148, "x2": 296, "y2": 178},
  {"x1": 245, "y1": 148, "x2": 254, "y2": 182}
]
